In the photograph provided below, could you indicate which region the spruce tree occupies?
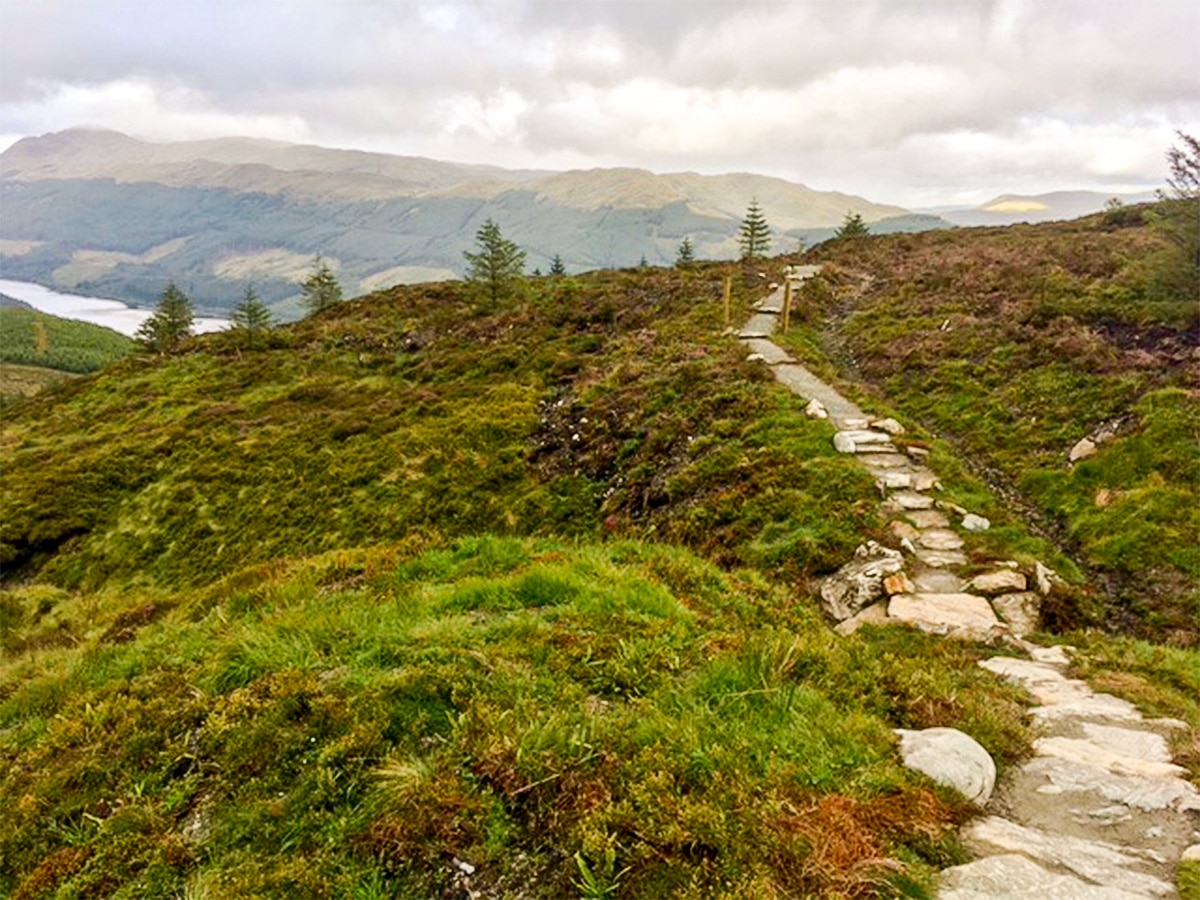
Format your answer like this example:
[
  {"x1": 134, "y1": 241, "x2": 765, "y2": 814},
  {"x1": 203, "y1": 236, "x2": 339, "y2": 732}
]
[
  {"x1": 464, "y1": 218, "x2": 526, "y2": 307},
  {"x1": 834, "y1": 211, "x2": 870, "y2": 240},
  {"x1": 302, "y1": 255, "x2": 343, "y2": 316},
  {"x1": 675, "y1": 236, "x2": 696, "y2": 268},
  {"x1": 549, "y1": 254, "x2": 566, "y2": 276},
  {"x1": 230, "y1": 286, "x2": 273, "y2": 347},
  {"x1": 136, "y1": 282, "x2": 194, "y2": 352},
  {"x1": 738, "y1": 199, "x2": 771, "y2": 261}
]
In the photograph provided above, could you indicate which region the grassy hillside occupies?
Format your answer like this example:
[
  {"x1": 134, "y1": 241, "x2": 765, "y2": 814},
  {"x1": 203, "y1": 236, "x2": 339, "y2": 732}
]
[
  {"x1": 777, "y1": 207, "x2": 1198, "y2": 642},
  {"x1": 2, "y1": 250, "x2": 1196, "y2": 898},
  {"x1": 0, "y1": 306, "x2": 134, "y2": 374}
]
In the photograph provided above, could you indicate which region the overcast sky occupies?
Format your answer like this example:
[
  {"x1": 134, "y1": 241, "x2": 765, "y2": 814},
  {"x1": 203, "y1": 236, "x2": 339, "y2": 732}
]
[{"x1": 1, "y1": 0, "x2": 1196, "y2": 207}]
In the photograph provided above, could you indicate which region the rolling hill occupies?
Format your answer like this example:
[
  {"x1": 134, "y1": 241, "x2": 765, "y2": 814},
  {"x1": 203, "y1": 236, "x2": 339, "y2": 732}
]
[{"x1": 0, "y1": 129, "x2": 946, "y2": 316}]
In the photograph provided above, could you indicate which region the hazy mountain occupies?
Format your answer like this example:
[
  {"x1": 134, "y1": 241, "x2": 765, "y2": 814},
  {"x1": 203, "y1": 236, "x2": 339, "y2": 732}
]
[
  {"x1": 923, "y1": 190, "x2": 1158, "y2": 227},
  {"x1": 0, "y1": 129, "x2": 938, "y2": 315}
]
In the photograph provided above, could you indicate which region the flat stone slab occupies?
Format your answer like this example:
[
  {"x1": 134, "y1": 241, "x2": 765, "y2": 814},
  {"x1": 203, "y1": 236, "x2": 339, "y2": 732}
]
[
  {"x1": 833, "y1": 601, "x2": 889, "y2": 636},
  {"x1": 939, "y1": 853, "x2": 1138, "y2": 899},
  {"x1": 896, "y1": 727, "x2": 996, "y2": 804},
  {"x1": 738, "y1": 312, "x2": 779, "y2": 338},
  {"x1": 888, "y1": 592, "x2": 999, "y2": 635},
  {"x1": 876, "y1": 470, "x2": 913, "y2": 489},
  {"x1": 740, "y1": 337, "x2": 792, "y2": 364},
  {"x1": 911, "y1": 569, "x2": 965, "y2": 593},
  {"x1": 980, "y1": 658, "x2": 1144, "y2": 721},
  {"x1": 961, "y1": 816, "x2": 1174, "y2": 896},
  {"x1": 912, "y1": 546, "x2": 968, "y2": 567},
  {"x1": 857, "y1": 452, "x2": 911, "y2": 469},
  {"x1": 991, "y1": 592, "x2": 1040, "y2": 636},
  {"x1": 917, "y1": 528, "x2": 964, "y2": 551},
  {"x1": 1034, "y1": 736, "x2": 1186, "y2": 781},
  {"x1": 1023, "y1": 756, "x2": 1200, "y2": 812},
  {"x1": 833, "y1": 429, "x2": 894, "y2": 453},
  {"x1": 905, "y1": 509, "x2": 950, "y2": 529},
  {"x1": 888, "y1": 490, "x2": 935, "y2": 510},
  {"x1": 771, "y1": 364, "x2": 865, "y2": 421},
  {"x1": 969, "y1": 570, "x2": 1028, "y2": 594}
]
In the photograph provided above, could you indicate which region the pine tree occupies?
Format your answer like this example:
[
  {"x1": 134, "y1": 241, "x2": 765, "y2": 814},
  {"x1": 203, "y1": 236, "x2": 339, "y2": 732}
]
[
  {"x1": 302, "y1": 255, "x2": 343, "y2": 316},
  {"x1": 549, "y1": 254, "x2": 566, "y2": 276},
  {"x1": 675, "y1": 236, "x2": 696, "y2": 268},
  {"x1": 230, "y1": 286, "x2": 273, "y2": 348},
  {"x1": 738, "y1": 199, "x2": 771, "y2": 261},
  {"x1": 136, "y1": 282, "x2": 194, "y2": 352},
  {"x1": 464, "y1": 218, "x2": 526, "y2": 307},
  {"x1": 834, "y1": 211, "x2": 870, "y2": 240}
]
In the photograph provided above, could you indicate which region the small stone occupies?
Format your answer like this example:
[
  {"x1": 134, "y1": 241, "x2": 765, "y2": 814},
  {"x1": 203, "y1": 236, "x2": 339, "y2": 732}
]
[
  {"x1": 877, "y1": 471, "x2": 913, "y2": 489},
  {"x1": 918, "y1": 528, "x2": 964, "y2": 551},
  {"x1": 889, "y1": 490, "x2": 935, "y2": 510},
  {"x1": 991, "y1": 592, "x2": 1040, "y2": 637},
  {"x1": 939, "y1": 853, "x2": 1117, "y2": 899},
  {"x1": 833, "y1": 429, "x2": 892, "y2": 453},
  {"x1": 804, "y1": 398, "x2": 828, "y2": 419},
  {"x1": 905, "y1": 509, "x2": 950, "y2": 529},
  {"x1": 871, "y1": 417, "x2": 906, "y2": 435},
  {"x1": 1069, "y1": 437, "x2": 1097, "y2": 462},
  {"x1": 968, "y1": 570, "x2": 1028, "y2": 594},
  {"x1": 1094, "y1": 488, "x2": 1113, "y2": 507},
  {"x1": 834, "y1": 601, "x2": 890, "y2": 636},
  {"x1": 961, "y1": 513, "x2": 990, "y2": 532},
  {"x1": 911, "y1": 471, "x2": 940, "y2": 491},
  {"x1": 884, "y1": 572, "x2": 915, "y2": 595},
  {"x1": 895, "y1": 727, "x2": 996, "y2": 804},
  {"x1": 936, "y1": 500, "x2": 968, "y2": 516},
  {"x1": 906, "y1": 445, "x2": 931, "y2": 460},
  {"x1": 889, "y1": 521, "x2": 920, "y2": 541},
  {"x1": 1183, "y1": 844, "x2": 1200, "y2": 862},
  {"x1": 1034, "y1": 561, "x2": 1061, "y2": 596},
  {"x1": 746, "y1": 353, "x2": 766, "y2": 363},
  {"x1": 1143, "y1": 826, "x2": 1164, "y2": 839}
]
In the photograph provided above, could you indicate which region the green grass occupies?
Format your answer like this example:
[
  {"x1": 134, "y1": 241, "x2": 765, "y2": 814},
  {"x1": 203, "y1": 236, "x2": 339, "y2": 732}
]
[
  {"x1": 0, "y1": 537, "x2": 1032, "y2": 898},
  {"x1": 777, "y1": 211, "x2": 1199, "y2": 641},
  {"x1": 1, "y1": 266, "x2": 876, "y2": 593},
  {"x1": 0, "y1": 306, "x2": 134, "y2": 374}
]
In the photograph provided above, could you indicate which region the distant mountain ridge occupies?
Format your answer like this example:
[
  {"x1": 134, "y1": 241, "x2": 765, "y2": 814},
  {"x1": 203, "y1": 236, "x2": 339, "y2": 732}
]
[
  {"x1": 922, "y1": 189, "x2": 1158, "y2": 226},
  {"x1": 0, "y1": 128, "x2": 940, "y2": 315}
]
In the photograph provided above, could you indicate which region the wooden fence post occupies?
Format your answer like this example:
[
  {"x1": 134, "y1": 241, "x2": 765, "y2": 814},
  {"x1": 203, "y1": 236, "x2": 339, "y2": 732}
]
[
  {"x1": 782, "y1": 279, "x2": 793, "y2": 331},
  {"x1": 723, "y1": 276, "x2": 732, "y2": 328}
]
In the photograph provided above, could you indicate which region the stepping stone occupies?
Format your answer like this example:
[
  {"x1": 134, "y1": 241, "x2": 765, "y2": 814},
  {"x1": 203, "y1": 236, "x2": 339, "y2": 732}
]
[
  {"x1": 905, "y1": 509, "x2": 950, "y2": 529},
  {"x1": 960, "y1": 817, "x2": 1173, "y2": 897},
  {"x1": 913, "y1": 546, "x2": 968, "y2": 567},
  {"x1": 889, "y1": 520, "x2": 920, "y2": 541},
  {"x1": 833, "y1": 429, "x2": 893, "y2": 453},
  {"x1": 870, "y1": 417, "x2": 906, "y2": 435},
  {"x1": 962, "y1": 513, "x2": 991, "y2": 532},
  {"x1": 888, "y1": 592, "x2": 1000, "y2": 636},
  {"x1": 906, "y1": 445, "x2": 931, "y2": 461},
  {"x1": 917, "y1": 528, "x2": 964, "y2": 551},
  {"x1": 1023, "y1": 756, "x2": 1200, "y2": 812},
  {"x1": 857, "y1": 452, "x2": 911, "y2": 469},
  {"x1": 940, "y1": 853, "x2": 1136, "y2": 899},
  {"x1": 991, "y1": 592, "x2": 1040, "y2": 636},
  {"x1": 876, "y1": 471, "x2": 913, "y2": 489},
  {"x1": 740, "y1": 337, "x2": 792, "y2": 364},
  {"x1": 1033, "y1": 736, "x2": 1186, "y2": 781},
  {"x1": 911, "y1": 470, "x2": 940, "y2": 491},
  {"x1": 884, "y1": 572, "x2": 915, "y2": 595},
  {"x1": 912, "y1": 569, "x2": 965, "y2": 593},
  {"x1": 968, "y1": 570, "x2": 1028, "y2": 594},
  {"x1": 887, "y1": 490, "x2": 935, "y2": 510}
]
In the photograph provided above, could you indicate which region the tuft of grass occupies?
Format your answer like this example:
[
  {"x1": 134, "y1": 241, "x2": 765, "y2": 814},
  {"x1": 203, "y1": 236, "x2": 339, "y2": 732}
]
[{"x1": 0, "y1": 537, "x2": 1030, "y2": 897}]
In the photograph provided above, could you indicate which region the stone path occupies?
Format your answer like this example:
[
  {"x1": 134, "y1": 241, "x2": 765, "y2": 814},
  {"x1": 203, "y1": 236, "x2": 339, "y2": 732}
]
[{"x1": 740, "y1": 270, "x2": 1200, "y2": 897}]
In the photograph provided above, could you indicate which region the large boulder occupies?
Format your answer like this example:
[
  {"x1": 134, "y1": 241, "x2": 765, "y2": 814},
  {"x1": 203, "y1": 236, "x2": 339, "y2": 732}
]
[
  {"x1": 895, "y1": 727, "x2": 996, "y2": 804},
  {"x1": 818, "y1": 541, "x2": 904, "y2": 622}
]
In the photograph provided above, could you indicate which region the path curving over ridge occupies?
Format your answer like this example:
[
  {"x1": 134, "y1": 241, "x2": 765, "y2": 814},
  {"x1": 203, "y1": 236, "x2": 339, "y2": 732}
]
[{"x1": 739, "y1": 270, "x2": 1200, "y2": 897}]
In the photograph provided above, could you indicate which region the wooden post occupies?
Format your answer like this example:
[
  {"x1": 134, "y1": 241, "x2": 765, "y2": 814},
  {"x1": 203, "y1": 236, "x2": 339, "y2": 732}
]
[
  {"x1": 723, "y1": 276, "x2": 732, "y2": 328},
  {"x1": 782, "y1": 279, "x2": 792, "y2": 331}
]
